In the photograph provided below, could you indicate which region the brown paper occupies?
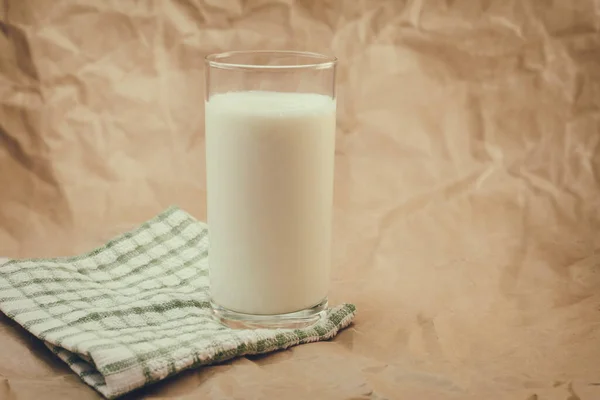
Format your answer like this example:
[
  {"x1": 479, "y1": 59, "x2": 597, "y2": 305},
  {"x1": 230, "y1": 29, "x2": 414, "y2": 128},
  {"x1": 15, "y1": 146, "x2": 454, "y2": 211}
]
[{"x1": 1, "y1": 0, "x2": 600, "y2": 398}]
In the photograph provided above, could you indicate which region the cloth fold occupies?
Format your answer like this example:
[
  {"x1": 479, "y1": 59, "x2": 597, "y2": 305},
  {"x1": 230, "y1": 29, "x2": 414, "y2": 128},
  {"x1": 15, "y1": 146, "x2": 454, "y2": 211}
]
[{"x1": 0, "y1": 207, "x2": 356, "y2": 399}]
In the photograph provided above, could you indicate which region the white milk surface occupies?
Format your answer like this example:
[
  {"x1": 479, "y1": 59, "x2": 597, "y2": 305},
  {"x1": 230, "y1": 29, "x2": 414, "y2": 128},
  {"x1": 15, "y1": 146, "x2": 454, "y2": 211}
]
[{"x1": 206, "y1": 91, "x2": 336, "y2": 315}]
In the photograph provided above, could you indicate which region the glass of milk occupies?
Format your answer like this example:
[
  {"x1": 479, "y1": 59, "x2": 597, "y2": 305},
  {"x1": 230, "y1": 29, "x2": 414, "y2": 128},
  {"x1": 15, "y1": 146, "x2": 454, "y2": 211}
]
[{"x1": 205, "y1": 51, "x2": 337, "y2": 329}]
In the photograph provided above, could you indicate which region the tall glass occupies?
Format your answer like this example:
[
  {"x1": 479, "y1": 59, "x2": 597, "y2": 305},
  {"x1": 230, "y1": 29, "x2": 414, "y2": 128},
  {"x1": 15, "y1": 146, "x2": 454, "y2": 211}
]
[{"x1": 205, "y1": 51, "x2": 337, "y2": 329}]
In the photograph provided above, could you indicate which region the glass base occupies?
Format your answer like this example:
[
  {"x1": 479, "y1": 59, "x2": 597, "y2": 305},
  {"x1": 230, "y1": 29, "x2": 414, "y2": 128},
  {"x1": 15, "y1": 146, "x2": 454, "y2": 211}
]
[{"x1": 211, "y1": 298, "x2": 328, "y2": 329}]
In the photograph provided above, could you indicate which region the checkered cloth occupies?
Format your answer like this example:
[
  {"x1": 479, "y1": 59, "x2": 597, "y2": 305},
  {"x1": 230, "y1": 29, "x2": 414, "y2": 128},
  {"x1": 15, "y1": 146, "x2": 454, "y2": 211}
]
[{"x1": 0, "y1": 207, "x2": 356, "y2": 399}]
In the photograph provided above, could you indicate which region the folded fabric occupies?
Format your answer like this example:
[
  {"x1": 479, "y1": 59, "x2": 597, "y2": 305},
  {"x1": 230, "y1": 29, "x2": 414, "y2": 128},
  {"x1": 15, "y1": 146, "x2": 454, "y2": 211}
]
[{"x1": 0, "y1": 207, "x2": 356, "y2": 399}]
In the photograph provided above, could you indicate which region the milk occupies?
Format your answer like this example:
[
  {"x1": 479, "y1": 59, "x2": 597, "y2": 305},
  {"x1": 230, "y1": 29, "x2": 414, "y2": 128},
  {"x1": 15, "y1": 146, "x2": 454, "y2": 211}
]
[{"x1": 205, "y1": 91, "x2": 336, "y2": 315}]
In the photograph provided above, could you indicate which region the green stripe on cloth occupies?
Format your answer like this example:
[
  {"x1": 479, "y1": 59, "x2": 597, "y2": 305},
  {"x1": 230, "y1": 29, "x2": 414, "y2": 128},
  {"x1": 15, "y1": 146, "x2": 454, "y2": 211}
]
[{"x1": 0, "y1": 207, "x2": 356, "y2": 399}]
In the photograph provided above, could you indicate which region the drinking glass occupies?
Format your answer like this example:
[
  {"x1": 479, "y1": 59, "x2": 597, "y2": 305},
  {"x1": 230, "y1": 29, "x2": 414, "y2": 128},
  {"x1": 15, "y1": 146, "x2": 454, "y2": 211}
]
[{"x1": 205, "y1": 50, "x2": 337, "y2": 329}]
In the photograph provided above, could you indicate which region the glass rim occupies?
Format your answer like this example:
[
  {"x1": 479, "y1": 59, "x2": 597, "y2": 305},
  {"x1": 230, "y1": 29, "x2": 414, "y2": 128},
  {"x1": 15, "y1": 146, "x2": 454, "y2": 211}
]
[{"x1": 205, "y1": 50, "x2": 337, "y2": 71}]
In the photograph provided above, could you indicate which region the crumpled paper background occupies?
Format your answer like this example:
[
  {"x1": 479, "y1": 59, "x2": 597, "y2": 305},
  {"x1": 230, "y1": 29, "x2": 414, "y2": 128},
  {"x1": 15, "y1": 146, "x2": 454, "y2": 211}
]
[{"x1": 1, "y1": 0, "x2": 600, "y2": 399}]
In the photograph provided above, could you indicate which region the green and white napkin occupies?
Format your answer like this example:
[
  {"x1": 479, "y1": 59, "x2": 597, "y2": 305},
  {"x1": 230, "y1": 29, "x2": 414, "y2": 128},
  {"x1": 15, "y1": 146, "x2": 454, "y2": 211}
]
[{"x1": 0, "y1": 207, "x2": 356, "y2": 399}]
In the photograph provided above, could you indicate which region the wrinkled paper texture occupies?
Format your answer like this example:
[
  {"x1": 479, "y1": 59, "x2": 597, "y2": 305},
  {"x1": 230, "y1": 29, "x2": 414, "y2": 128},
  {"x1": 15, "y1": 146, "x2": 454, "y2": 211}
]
[{"x1": 1, "y1": 0, "x2": 600, "y2": 399}]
